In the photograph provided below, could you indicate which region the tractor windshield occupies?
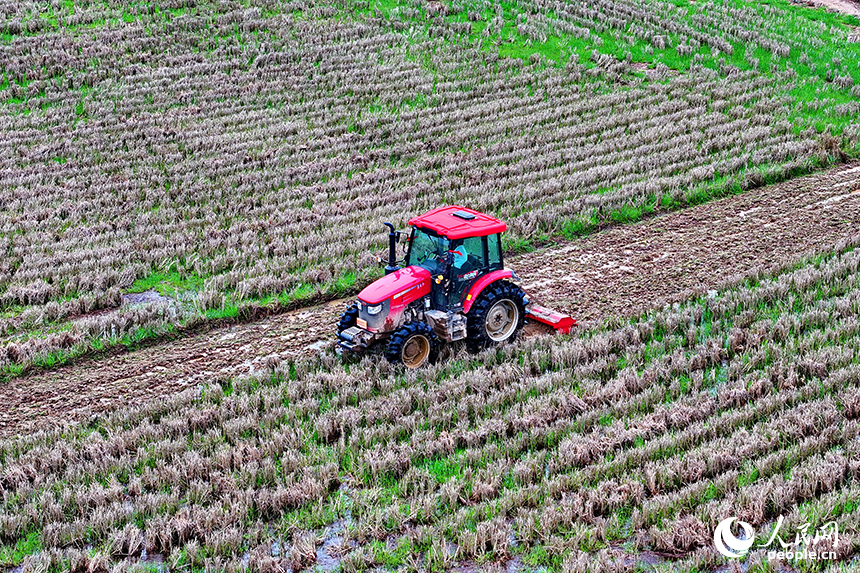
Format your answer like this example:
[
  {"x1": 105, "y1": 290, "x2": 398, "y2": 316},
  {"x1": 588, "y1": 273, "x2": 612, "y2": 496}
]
[{"x1": 407, "y1": 228, "x2": 449, "y2": 274}]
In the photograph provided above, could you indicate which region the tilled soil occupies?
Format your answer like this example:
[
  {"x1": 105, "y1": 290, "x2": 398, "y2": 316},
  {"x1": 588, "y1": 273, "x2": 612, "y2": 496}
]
[
  {"x1": 810, "y1": 0, "x2": 860, "y2": 18},
  {"x1": 520, "y1": 163, "x2": 860, "y2": 324},
  {"x1": 2, "y1": 162, "x2": 859, "y2": 438}
]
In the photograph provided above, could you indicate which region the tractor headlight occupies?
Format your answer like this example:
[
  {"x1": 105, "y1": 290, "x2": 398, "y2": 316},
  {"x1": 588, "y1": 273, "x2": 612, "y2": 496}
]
[{"x1": 367, "y1": 304, "x2": 383, "y2": 315}]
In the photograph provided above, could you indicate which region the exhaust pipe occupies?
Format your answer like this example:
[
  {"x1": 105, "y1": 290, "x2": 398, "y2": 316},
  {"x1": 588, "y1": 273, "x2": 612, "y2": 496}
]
[{"x1": 383, "y1": 222, "x2": 401, "y2": 275}]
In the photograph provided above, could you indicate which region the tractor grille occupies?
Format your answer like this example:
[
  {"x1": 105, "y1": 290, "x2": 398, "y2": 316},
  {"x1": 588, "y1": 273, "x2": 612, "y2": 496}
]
[
  {"x1": 338, "y1": 326, "x2": 372, "y2": 351},
  {"x1": 357, "y1": 299, "x2": 390, "y2": 331}
]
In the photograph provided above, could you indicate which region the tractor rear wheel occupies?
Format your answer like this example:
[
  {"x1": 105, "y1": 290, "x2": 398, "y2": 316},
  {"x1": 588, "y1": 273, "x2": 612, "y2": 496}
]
[
  {"x1": 337, "y1": 302, "x2": 359, "y2": 335},
  {"x1": 386, "y1": 322, "x2": 437, "y2": 369},
  {"x1": 466, "y1": 280, "x2": 526, "y2": 352}
]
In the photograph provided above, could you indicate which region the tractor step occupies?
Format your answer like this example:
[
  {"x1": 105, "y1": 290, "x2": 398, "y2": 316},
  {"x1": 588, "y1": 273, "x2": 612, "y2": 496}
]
[{"x1": 525, "y1": 303, "x2": 576, "y2": 334}]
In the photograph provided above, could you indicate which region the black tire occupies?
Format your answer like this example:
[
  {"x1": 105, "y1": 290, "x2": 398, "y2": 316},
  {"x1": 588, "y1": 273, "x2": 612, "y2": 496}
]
[
  {"x1": 466, "y1": 280, "x2": 526, "y2": 352},
  {"x1": 386, "y1": 322, "x2": 438, "y2": 369},
  {"x1": 337, "y1": 302, "x2": 359, "y2": 334}
]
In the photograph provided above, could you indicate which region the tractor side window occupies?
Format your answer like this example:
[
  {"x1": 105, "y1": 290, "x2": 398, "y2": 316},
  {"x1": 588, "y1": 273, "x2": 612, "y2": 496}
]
[
  {"x1": 408, "y1": 229, "x2": 448, "y2": 274},
  {"x1": 450, "y1": 236, "x2": 485, "y2": 274},
  {"x1": 449, "y1": 236, "x2": 486, "y2": 308},
  {"x1": 487, "y1": 233, "x2": 502, "y2": 270}
]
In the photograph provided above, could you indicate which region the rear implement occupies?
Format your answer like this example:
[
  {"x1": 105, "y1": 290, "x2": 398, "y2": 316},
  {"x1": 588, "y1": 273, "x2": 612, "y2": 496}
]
[{"x1": 525, "y1": 303, "x2": 576, "y2": 335}]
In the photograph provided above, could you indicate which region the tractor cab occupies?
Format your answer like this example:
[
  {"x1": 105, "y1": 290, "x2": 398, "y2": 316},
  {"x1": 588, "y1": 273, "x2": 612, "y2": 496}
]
[{"x1": 405, "y1": 207, "x2": 506, "y2": 311}]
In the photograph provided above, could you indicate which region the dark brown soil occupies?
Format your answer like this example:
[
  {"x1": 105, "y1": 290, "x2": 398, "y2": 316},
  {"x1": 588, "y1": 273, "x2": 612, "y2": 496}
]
[
  {"x1": 518, "y1": 163, "x2": 860, "y2": 326},
  {"x1": 1, "y1": 162, "x2": 859, "y2": 438}
]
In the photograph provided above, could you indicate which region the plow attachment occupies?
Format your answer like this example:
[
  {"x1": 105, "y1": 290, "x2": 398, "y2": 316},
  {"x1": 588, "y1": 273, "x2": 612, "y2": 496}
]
[{"x1": 525, "y1": 303, "x2": 576, "y2": 334}]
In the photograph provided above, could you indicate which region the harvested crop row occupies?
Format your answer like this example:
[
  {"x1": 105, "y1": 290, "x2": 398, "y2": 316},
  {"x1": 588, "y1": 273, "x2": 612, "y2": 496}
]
[
  {"x1": 2, "y1": 234, "x2": 859, "y2": 571},
  {"x1": 2, "y1": 160, "x2": 859, "y2": 439},
  {"x1": 0, "y1": 0, "x2": 855, "y2": 363}
]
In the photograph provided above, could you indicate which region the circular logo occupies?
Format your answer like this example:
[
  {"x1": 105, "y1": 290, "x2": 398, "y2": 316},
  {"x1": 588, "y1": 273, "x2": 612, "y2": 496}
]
[{"x1": 714, "y1": 517, "x2": 756, "y2": 558}]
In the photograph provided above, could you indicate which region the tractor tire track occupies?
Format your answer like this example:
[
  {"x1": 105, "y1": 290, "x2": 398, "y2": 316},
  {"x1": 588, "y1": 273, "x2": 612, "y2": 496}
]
[{"x1": 2, "y1": 162, "x2": 860, "y2": 438}]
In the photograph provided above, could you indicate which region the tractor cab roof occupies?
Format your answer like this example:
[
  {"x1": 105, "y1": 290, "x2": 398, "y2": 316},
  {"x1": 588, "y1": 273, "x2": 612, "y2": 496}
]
[{"x1": 408, "y1": 205, "x2": 506, "y2": 240}]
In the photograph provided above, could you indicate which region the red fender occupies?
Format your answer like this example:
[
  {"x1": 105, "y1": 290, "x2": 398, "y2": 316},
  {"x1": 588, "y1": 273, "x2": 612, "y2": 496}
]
[{"x1": 462, "y1": 269, "x2": 514, "y2": 314}]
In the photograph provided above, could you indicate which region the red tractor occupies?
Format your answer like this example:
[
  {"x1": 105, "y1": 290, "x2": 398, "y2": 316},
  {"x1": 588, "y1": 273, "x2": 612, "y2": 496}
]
[{"x1": 336, "y1": 206, "x2": 574, "y2": 368}]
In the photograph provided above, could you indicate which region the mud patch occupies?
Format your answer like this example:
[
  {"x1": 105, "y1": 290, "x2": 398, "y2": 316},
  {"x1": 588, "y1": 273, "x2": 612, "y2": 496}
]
[
  {"x1": 631, "y1": 61, "x2": 679, "y2": 80},
  {"x1": 813, "y1": 188, "x2": 860, "y2": 207},
  {"x1": 139, "y1": 549, "x2": 167, "y2": 572},
  {"x1": 121, "y1": 290, "x2": 172, "y2": 305},
  {"x1": 523, "y1": 320, "x2": 557, "y2": 338},
  {"x1": 305, "y1": 339, "x2": 334, "y2": 352},
  {"x1": 315, "y1": 520, "x2": 357, "y2": 571},
  {"x1": 605, "y1": 542, "x2": 667, "y2": 568},
  {"x1": 450, "y1": 556, "x2": 528, "y2": 573},
  {"x1": 808, "y1": 0, "x2": 860, "y2": 17}
]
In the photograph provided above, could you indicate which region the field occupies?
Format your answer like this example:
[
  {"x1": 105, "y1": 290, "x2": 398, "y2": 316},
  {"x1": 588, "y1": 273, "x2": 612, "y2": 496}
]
[
  {"x1": 1, "y1": 161, "x2": 859, "y2": 439},
  {"x1": 2, "y1": 0, "x2": 860, "y2": 572},
  {"x1": 2, "y1": 227, "x2": 860, "y2": 572},
  {"x1": 0, "y1": 0, "x2": 859, "y2": 378}
]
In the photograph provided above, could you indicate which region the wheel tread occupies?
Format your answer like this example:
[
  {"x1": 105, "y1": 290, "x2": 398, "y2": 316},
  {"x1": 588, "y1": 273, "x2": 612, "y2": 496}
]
[
  {"x1": 337, "y1": 303, "x2": 359, "y2": 335},
  {"x1": 466, "y1": 280, "x2": 526, "y2": 352},
  {"x1": 386, "y1": 322, "x2": 439, "y2": 368}
]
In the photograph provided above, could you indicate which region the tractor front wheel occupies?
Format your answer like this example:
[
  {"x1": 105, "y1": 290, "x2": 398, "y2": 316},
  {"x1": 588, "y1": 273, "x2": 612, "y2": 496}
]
[
  {"x1": 386, "y1": 322, "x2": 437, "y2": 369},
  {"x1": 337, "y1": 302, "x2": 359, "y2": 335},
  {"x1": 466, "y1": 280, "x2": 526, "y2": 352}
]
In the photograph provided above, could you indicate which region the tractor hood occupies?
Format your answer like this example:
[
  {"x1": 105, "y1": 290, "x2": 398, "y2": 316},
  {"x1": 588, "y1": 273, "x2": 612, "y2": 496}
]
[{"x1": 358, "y1": 266, "x2": 431, "y2": 305}]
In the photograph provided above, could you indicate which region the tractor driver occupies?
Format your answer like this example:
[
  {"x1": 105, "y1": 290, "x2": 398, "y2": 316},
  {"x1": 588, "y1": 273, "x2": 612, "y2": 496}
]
[
  {"x1": 451, "y1": 239, "x2": 478, "y2": 275},
  {"x1": 451, "y1": 244, "x2": 468, "y2": 269},
  {"x1": 449, "y1": 240, "x2": 480, "y2": 307}
]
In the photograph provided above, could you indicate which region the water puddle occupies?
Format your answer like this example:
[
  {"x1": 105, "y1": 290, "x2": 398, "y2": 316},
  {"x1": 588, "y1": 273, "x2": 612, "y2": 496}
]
[
  {"x1": 607, "y1": 542, "x2": 667, "y2": 568},
  {"x1": 450, "y1": 556, "x2": 531, "y2": 573},
  {"x1": 139, "y1": 548, "x2": 167, "y2": 571},
  {"x1": 316, "y1": 519, "x2": 357, "y2": 571},
  {"x1": 121, "y1": 290, "x2": 172, "y2": 306}
]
